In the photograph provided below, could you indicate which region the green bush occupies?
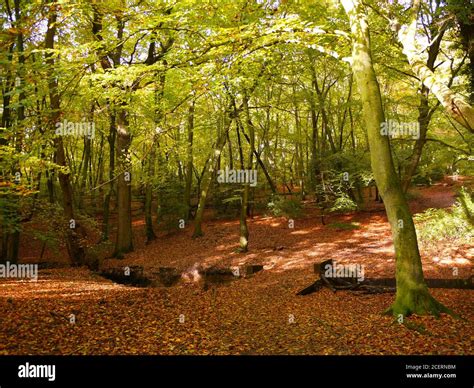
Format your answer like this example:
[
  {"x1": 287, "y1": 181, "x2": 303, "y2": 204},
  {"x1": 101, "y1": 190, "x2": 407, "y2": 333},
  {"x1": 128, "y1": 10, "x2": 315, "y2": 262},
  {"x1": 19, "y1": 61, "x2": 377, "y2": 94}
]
[
  {"x1": 412, "y1": 174, "x2": 431, "y2": 185},
  {"x1": 86, "y1": 240, "x2": 114, "y2": 270},
  {"x1": 327, "y1": 221, "x2": 360, "y2": 230},
  {"x1": 414, "y1": 187, "x2": 474, "y2": 244},
  {"x1": 26, "y1": 200, "x2": 99, "y2": 260},
  {"x1": 312, "y1": 151, "x2": 372, "y2": 211},
  {"x1": 329, "y1": 193, "x2": 358, "y2": 213},
  {"x1": 412, "y1": 166, "x2": 445, "y2": 186},
  {"x1": 267, "y1": 195, "x2": 302, "y2": 218}
]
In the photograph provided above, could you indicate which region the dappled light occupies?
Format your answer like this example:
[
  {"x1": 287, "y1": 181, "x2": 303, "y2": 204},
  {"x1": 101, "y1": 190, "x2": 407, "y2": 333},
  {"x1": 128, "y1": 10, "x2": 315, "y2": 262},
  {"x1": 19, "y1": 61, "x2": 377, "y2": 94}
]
[{"x1": 0, "y1": 0, "x2": 472, "y2": 368}]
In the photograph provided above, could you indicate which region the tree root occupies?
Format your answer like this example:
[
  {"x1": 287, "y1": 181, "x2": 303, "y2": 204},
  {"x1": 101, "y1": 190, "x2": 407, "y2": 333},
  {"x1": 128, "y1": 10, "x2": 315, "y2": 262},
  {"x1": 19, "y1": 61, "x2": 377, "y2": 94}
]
[{"x1": 383, "y1": 289, "x2": 460, "y2": 319}]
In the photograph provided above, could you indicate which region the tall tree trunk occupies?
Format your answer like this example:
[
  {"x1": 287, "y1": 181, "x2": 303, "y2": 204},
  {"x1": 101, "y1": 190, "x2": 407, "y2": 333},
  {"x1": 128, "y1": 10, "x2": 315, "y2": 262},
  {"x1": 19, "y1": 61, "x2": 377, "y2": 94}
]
[
  {"x1": 236, "y1": 119, "x2": 249, "y2": 251},
  {"x1": 309, "y1": 98, "x2": 319, "y2": 193},
  {"x1": 341, "y1": 0, "x2": 450, "y2": 317},
  {"x1": 96, "y1": 131, "x2": 105, "y2": 211},
  {"x1": 45, "y1": 2, "x2": 85, "y2": 265},
  {"x1": 6, "y1": 0, "x2": 26, "y2": 263},
  {"x1": 144, "y1": 157, "x2": 156, "y2": 242},
  {"x1": 78, "y1": 136, "x2": 92, "y2": 209},
  {"x1": 93, "y1": 4, "x2": 120, "y2": 244},
  {"x1": 240, "y1": 128, "x2": 276, "y2": 193},
  {"x1": 114, "y1": 109, "x2": 133, "y2": 257},
  {"x1": 192, "y1": 109, "x2": 233, "y2": 238},
  {"x1": 0, "y1": 44, "x2": 16, "y2": 263},
  {"x1": 226, "y1": 131, "x2": 233, "y2": 170},
  {"x1": 144, "y1": 134, "x2": 157, "y2": 243},
  {"x1": 315, "y1": 84, "x2": 337, "y2": 154},
  {"x1": 402, "y1": 86, "x2": 431, "y2": 193},
  {"x1": 92, "y1": 4, "x2": 132, "y2": 254},
  {"x1": 338, "y1": 74, "x2": 353, "y2": 150},
  {"x1": 102, "y1": 113, "x2": 116, "y2": 241},
  {"x1": 402, "y1": 14, "x2": 447, "y2": 192},
  {"x1": 0, "y1": 37, "x2": 20, "y2": 263},
  {"x1": 349, "y1": 105, "x2": 356, "y2": 150},
  {"x1": 144, "y1": 70, "x2": 166, "y2": 242},
  {"x1": 183, "y1": 101, "x2": 195, "y2": 221},
  {"x1": 238, "y1": 95, "x2": 255, "y2": 252},
  {"x1": 293, "y1": 89, "x2": 305, "y2": 200}
]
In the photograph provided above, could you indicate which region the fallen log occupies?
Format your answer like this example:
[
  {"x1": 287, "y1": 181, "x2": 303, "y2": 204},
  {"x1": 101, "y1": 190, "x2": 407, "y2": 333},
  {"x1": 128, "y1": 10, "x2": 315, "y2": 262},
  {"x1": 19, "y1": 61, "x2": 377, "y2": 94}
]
[
  {"x1": 356, "y1": 277, "x2": 473, "y2": 290},
  {"x1": 242, "y1": 264, "x2": 264, "y2": 277},
  {"x1": 297, "y1": 276, "x2": 474, "y2": 296},
  {"x1": 298, "y1": 259, "x2": 473, "y2": 295},
  {"x1": 314, "y1": 259, "x2": 333, "y2": 274},
  {"x1": 297, "y1": 279, "x2": 323, "y2": 295},
  {"x1": 425, "y1": 277, "x2": 473, "y2": 289}
]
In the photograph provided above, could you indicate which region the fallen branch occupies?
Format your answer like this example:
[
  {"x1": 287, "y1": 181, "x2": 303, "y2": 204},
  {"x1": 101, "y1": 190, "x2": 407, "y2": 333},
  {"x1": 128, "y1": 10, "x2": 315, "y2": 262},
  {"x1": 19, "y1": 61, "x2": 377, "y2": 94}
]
[{"x1": 297, "y1": 260, "x2": 473, "y2": 296}]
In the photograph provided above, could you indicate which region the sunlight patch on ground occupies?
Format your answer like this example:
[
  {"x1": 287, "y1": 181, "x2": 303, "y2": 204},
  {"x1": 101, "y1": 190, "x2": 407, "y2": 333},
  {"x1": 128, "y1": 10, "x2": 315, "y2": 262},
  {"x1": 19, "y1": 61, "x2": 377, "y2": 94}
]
[
  {"x1": 0, "y1": 279, "x2": 133, "y2": 300},
  {"x1": 290, "y1": 230, "x2": 310, "y2": 235},
  {"x1": 433, "y1": 257, "x2": 471, "y2": 266}
]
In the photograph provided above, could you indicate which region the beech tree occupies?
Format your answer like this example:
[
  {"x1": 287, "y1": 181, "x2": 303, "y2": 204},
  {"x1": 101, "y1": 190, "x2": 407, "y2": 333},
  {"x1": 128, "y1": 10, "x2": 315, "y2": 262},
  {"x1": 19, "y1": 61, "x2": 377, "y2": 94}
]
[{"x1": 340, "y1": 0, "x2": 451, "y2": 316}]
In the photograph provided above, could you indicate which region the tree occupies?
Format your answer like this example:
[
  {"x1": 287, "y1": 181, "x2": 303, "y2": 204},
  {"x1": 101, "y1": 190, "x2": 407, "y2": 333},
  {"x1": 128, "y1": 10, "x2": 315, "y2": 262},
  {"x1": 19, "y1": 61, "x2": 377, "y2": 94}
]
[
  {"x1": 192, "y1": 103, "x2": 233, "y2": 238},
  {"x1": 44, "y1": 0, "x2": 85, "y2": 266},
  {"x1": 340, "y1": 0, "x2": 451, "y2": 316},
  {"x1": 183, "y1": 100, "x2": 195, "y2": 222},
  {"x1": 396, "y1": 0, "x2": 474, "y2": 131}
]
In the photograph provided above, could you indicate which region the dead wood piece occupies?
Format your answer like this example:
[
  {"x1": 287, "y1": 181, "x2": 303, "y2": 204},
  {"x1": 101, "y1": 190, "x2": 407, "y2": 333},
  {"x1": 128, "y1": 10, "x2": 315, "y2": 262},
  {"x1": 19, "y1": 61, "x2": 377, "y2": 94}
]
[
  {"x1": 244, "y1": 265, "x2": 264, "y2": 276},
  {"x1": 320, "y1": 273, "x2": 337, "y2": 292},
  {"x1": 297, "y1": 274, "x2": 473, "y2": 296},
  {"x1": 314, "y1": 259, "x2": 333, "y2": 274},
  {"x1": 296, "y1": 279, "x2": 323, "y2": 295}
]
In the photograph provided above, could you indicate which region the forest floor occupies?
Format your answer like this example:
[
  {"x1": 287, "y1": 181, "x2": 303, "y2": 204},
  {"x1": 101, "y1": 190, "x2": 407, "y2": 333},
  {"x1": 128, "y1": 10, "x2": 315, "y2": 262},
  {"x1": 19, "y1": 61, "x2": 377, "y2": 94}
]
[{"x1": 0, "y1": 177, "x2": 472, "y2": 355}]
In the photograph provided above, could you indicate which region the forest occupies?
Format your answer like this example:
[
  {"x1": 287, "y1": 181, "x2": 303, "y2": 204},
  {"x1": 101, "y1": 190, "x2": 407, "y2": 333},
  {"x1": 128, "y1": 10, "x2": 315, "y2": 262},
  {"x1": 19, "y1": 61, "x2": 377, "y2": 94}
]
[{"x1": 0, "y1": 0, "x2": 473, "y2": 358}]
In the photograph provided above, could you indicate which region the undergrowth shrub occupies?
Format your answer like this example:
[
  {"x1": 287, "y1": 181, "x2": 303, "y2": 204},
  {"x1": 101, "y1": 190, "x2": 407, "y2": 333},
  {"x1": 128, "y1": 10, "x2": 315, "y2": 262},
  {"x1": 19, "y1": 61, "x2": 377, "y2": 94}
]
[{"x1": 414, "y1": 187, "x2": 474, "y2": 244}]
